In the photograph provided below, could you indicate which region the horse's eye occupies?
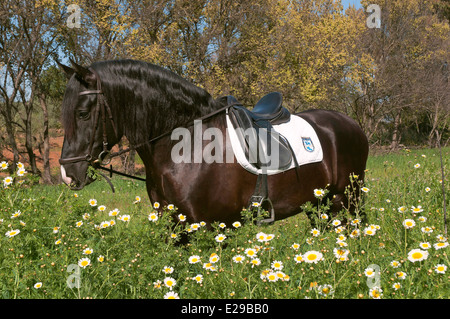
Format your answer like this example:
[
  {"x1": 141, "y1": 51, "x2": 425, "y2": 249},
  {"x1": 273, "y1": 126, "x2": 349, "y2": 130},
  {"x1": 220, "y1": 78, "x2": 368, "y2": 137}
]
[{"x1": 78, "y1": 110, "x2": 90, "y2": 120}]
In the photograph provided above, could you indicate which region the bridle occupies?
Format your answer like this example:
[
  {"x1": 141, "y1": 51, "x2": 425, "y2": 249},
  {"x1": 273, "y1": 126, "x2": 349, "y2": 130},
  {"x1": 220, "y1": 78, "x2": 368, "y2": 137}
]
[
  {"x1": 58, "y1": 67, "x2": 238, "y2": 186},
  {"x1": 59, "y1": 68, "x2": 121, "y2": 167}
]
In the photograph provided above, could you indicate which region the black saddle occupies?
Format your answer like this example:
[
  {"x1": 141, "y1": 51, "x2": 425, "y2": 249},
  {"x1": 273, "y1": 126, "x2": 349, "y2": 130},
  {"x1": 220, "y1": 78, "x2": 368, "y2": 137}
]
[{"x1": 221, "y1": 92, "x2": 293, "y2": 171}]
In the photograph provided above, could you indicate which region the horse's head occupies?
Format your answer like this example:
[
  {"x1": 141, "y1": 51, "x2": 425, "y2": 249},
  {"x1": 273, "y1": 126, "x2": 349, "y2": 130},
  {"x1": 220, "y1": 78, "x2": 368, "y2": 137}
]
[{"x1": 57, "y1": 59, "x2": 120, "y2": 190}]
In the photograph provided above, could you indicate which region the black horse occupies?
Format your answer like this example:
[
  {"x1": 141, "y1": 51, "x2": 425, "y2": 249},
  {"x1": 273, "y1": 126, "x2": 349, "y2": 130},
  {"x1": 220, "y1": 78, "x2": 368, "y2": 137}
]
[{"x1": 58, "y1": 59, "x2": 368, "y2": 227}]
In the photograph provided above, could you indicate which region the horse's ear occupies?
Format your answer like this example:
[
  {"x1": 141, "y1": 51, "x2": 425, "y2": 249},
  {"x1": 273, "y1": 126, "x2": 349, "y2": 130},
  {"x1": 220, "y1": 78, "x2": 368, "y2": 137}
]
[
  {"x1": 55, "y1": 59, "x2": 75, "y2": 80},
  {"x1": 69, "y1": 58, "x2": 96, "y2": 86}
]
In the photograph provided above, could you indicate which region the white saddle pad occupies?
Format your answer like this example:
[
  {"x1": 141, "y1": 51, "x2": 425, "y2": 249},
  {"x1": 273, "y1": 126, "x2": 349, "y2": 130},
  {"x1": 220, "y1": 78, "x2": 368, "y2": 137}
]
[{"x1": 226, "y1": 112, "x2": 323, "y2": 175}]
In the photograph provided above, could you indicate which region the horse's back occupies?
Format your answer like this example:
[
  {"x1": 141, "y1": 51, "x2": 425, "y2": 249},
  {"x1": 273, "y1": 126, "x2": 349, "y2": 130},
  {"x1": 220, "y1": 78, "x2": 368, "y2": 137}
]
[{"x1": 295, "y1": 109, "x2": 369, "y2": 184}]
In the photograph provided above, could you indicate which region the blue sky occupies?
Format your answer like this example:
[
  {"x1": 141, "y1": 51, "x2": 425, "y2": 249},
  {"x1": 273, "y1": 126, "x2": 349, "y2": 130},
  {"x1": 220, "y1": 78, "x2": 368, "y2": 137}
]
[{"x1": 341, "y1": 0, "x2": 362, "y2": 9}]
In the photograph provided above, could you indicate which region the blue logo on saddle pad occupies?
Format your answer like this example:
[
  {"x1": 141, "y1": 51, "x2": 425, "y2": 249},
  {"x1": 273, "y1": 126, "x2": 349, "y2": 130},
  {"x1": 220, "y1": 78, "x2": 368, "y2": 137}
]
[{"x1": 302, "y1": 137, "x2": 315, "y2": 152}]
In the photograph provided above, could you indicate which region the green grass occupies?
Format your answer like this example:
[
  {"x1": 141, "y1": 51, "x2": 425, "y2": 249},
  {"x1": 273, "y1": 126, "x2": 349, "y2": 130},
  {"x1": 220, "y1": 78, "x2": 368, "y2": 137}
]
[{"x1": 0, "y1": 147, "x2": 448, "y2": 299}]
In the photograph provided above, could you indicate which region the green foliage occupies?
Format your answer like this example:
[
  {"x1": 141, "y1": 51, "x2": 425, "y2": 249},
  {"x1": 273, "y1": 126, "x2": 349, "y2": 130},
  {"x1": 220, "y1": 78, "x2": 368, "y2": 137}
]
[{"x1": 0, "y1": 147, "x2": 448, "y2": 299}]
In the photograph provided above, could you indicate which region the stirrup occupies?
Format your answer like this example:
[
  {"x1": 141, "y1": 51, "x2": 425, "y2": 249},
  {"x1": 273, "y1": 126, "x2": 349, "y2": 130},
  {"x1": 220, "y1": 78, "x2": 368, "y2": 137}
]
[{"x1": 249, "y1": 195, "x2": 275, "y2": 225}]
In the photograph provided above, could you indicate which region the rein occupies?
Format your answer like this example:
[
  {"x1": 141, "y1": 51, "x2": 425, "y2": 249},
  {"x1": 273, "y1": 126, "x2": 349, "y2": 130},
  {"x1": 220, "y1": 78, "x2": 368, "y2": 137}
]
[{"x1": 59, "y1": 67, "x2": 236, "y2": 186}]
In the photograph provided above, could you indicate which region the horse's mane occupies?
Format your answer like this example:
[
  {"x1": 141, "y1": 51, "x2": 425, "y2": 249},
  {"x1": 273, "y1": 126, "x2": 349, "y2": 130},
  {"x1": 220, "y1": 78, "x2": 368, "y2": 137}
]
[{"x1": 61, "y1": 59, "x2": 222, "y2": 144}]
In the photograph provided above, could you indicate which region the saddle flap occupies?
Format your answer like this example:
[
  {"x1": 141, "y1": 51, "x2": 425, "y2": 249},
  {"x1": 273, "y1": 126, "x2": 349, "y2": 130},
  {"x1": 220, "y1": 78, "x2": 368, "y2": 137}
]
[{"x1": 229, "y1": 106, "x2": 292, "y2": 170}]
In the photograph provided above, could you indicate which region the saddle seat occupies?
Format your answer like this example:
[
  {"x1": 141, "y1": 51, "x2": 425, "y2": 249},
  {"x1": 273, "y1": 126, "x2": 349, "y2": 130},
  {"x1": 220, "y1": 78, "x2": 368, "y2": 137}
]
[{"x1": 220, "y1": 92, "x2": 293, "y2": 171}]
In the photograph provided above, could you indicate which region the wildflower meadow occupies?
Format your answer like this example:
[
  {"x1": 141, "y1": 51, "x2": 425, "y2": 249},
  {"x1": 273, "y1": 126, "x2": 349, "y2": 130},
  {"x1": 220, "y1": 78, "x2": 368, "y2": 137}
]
[{"x1": 0, "y1": 147, "x2": 448, "y2": 299}]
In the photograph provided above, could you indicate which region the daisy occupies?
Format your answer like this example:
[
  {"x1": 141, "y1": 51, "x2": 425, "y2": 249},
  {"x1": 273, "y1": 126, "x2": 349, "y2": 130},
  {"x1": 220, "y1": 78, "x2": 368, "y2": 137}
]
[
  {"x1": 232, "y1": 221, "x2": 241, "y2": 228},
  {"x1": 421, "y1": 226, "x2": 433, "y2": 234},
  {"x1": 167, "y1": 204, "x2": 175, "y2": 210},
  {"x1": 83, "y1": 247, "x2": 94, "y2": 255},
  {"x1": 11, "y1": 210, "x2": 21, "y2": 218},
  {"x1": 318, "y1": 284, "x2": 334, "y2": 296},
  {"x1": 333, "y1": 248, "x2": 349, "y2": 260},
  {"x1": 369, "y1": 287, "x2": 383, "y2": 299},
  {"x1": 407, "y1": 249, "x2": 429, "y2": 263},
  {"x1": 266, "y1": 272, "x2": 278, "y2": 282},
  {"x1": 390, "y1": 260, "x2": 401, "y2": 268},
  {"x1": 119, "y1": 215, "x2": 131, "y2": 222},
  {"x1": 100, "y1": 221, "x2": 110, "y2": 228},
  {"x1": 361, "y1": 187, "x2": 369, "y2": 193},
  {"x1": 395, "y1": 271, "x2": 407, "y2": 279},
  {"x1": 418, "y1": 216, "x2": 427, "y2": 223},
  {"x1": 313, "y1": 188, "x2": 325, "y2": 198},
  {"x1": 397, "y1": 206, "x2": 407, "y2": 213},
  {"x1": 98, "y1": 205, "x2": 106, "y2": 212},
  {"x1": 411, "y1": 205, "x2": 423, "y2": 214},
  {"x1": 82, "y1": 213, "x2": 90, "y2": 220},
  {"x1": 364, "y1": 267, "x2": 376, "y2": 278},
  {"x1": 148, "y1": 213, "x2": 159, "y2": 222},
  {"x1": 177, "y1": 214, "x2": 186, "y2": 222},
  {"x1": 109, "y1": 208, "x2": 120, "y2": 216},
  {"x1": 153, "y1": 280, "x2": 162, "y2": 289},
  {"x1": 34, "y1": 282, "x2": 43, "y2": 289},
  {"x1": 0, "y1": 161, "x2": 8, "y2": 170},
  {"x1": 55, "y1": 239, "x2": 62, "y2": 245},
  {"x1": 251, "y1": 202, "x2": 261, "y2": 208},
  {"x1": 209, "y1": 253, "x2": 220, "y2": 263},
  {"x1": 192, "y1": 274, "x2": 203, "y2": 284},
  {"x1": 294, "y1": 254, "x2": 304, "y2": 263},
  {"x1": 16, "y1": 162, "x2": 24, "y2": 169},
  {"x1": 162, "y1": 266, "x2": 174, "y2": 274},
  {"x1": 3, "y1": 176, "x2": 13, "y2": 187},
  {"x1": 164, "y1": 291, "x2": 180, "y2": 299},
  {"x1": 310, "y1": 228, "x2": 320, "y2": 237},
  {"x1": 78, "y1": 257, "x2": 91, "y2": 268},
  {"x1": 291, "y1": 243, "x2": 300, "y2": 250},
  {"x1": 363, "y1": 227, "x2": 376, "y2": 236},
  {"x1": 232, "y1": 255, "x2": 245, "y2": 263},
  {"x1": 350, "y1": 218, "x2": 361, "y2": 226},
  {"x1": 434, "y1": 264, "x2": 447, "y2": 274},
  {"x1": 436, "y1": 234, "x2": 447, "y2": 242},
  {"x1": 303, "y1": 250, "x2": 323, "y2": 264},
  {"x1": 5, "y1": 229, "x2": 20, "y2": 238},
  {"x1": 419, "y1": 242, "x2": 432, "y2": 250},
  {"x1": 190, "y1": 223, "x2": 200, "y2": 231},
  {"x1": 244, "y1": 248, "x2": 257, "y2": 258},
  {"x1": 153, "y1": 202, "x2": 160, "y2": 209},
  {"x1": 89, "y1": 199, "x2": 97, "y2": 207},
  {"x1": 425, "y1": 187, "x2": 431, "y2": 192},
  {"x1": 163, "y1": 277, "x2": 177, "y2": 290},
  {"x1": 256, "y1": 232, "x2": 268, "y2": 242},
  {"x1": 134, "y1": 196, "x2": 141, "y2": 204},
  {"x1": 218, "y1": 222, "x2": 226, "y2": 229},
  {"x1": 433, "y1": 242, "x2": 449, "y2": 250},
  {"x1": 350, "y1": 229, "x2": 360, "y2": 238},
  {"x1": 414, "y1": 163, "x2": 420, "y2": 168},
  {"x1": 320, "y1": 213, "x2": 329, "y2": 220},
  {"x1": 392, "y1": 282, "x2": 401, "y2": 290},
  {"x1": 75, "y1": 221, "x2": 83, "y2": 227},
  {"x1": 336, "y1": 241, "x2": 348, "y2": 248},
  {"x1": 97, "y1": 255, "x2": 105, "y2": 262},
  {"x1": 188, "y1": 255, "x2": 201, "y2": 264},
  {"x1": 250, "y1": 258, "x2": 261, "y2": 267},
  {"x1": 332, "y1": 220, "x2": 341, "y2": 227},
  {"x1": 53, "y1": 226, "x2": 60, "y2": 234},
  {"x1": 265, "y1": 234, "x2": 275, "y2": 241},
  {"x1": 17, "y1": 168, "x2": 26, "y2": 176},
  {"x1": 215, "y1": 234, "x2": 227, "y2": 243},
  {"x1": 271, "y1": 260, "x2": 283, "y2": 270},
  {"x1": 402, "y1": 219, "x2": 415, "y2": 229}
]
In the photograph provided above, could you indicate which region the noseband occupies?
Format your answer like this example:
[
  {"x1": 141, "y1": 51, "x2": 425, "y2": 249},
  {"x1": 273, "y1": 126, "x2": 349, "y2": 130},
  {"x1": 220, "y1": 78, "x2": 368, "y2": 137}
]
[{"x1": 59, "y1": 68, "x2": 119, "y2": 167}]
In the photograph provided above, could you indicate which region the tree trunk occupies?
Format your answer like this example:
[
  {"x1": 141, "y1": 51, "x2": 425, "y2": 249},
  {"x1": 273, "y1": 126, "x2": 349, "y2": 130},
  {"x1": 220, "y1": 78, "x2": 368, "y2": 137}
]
[
  {"x1": 39, "y1": 93, "x2": 52, "y2": 184},
  {"x1": 390, "y1": 111, "x2": 402, "y2": 150}
]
